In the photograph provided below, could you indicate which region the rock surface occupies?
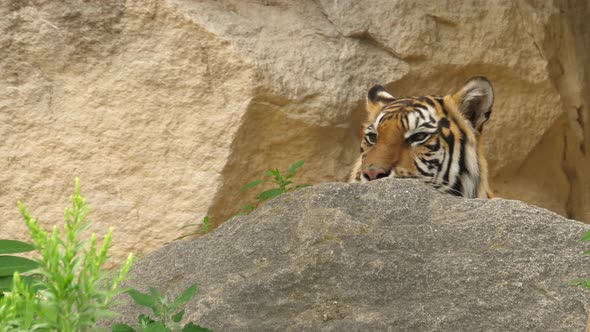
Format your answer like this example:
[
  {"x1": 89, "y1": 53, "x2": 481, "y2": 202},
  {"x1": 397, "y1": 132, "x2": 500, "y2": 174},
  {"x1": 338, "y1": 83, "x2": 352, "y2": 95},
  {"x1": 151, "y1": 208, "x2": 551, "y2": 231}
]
[
  {"x1": 111, "y1": 179, "x2": 590, "y2": 331},
  {"x1": 1, "y1": 0, "x2": 590, "y2": 264}
]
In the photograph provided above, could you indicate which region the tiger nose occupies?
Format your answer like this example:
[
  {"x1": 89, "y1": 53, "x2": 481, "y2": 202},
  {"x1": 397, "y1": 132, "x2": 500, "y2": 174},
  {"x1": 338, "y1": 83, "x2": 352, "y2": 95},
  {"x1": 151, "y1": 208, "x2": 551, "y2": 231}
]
[{"x1": 363, "y1": 168, "x2": 392, "y2": 181}]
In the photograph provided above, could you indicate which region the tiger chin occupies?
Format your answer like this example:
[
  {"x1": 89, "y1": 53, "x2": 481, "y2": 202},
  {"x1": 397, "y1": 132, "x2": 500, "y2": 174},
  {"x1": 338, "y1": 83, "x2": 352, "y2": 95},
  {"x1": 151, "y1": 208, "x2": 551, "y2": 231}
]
[{"x1": 350, "y1": 76, "x2": 494, "y2": 199}]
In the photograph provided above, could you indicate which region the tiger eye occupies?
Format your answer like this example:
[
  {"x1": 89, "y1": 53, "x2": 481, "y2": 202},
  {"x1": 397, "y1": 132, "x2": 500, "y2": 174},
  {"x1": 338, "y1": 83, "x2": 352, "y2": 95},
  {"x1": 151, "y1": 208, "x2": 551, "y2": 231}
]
[
  {"x1": 366, "y1": 132, "x2": 377, "y2": 144},
  {"x1": 409, "y1": 132, "x2": 428, "y2": 143}
]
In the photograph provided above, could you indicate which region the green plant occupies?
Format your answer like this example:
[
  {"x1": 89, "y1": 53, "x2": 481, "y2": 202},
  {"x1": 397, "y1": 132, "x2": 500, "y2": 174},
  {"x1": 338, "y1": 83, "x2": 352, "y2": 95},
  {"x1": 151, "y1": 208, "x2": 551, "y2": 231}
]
[
  {"x1": 112, "y1": 284, "x2": 210, "y2": 332},
  {"x1": 574, "y1": 229, "x2": 590, "y2": 289},
  {"x1": 0, "y1": 239, "x2": 37, "y2": 295},
  {"x1": 176, "y1": 160, "x2": 310, "y2": 239},
  {"x1": 0, "y1": 179, "x2": 134, "y2": 332},
  {"x1": 175, "y1": 216, "x2": 213, "y2": 241},
  {"x1": 240, "y1": 160, "x2": 310, "y2": 214}
]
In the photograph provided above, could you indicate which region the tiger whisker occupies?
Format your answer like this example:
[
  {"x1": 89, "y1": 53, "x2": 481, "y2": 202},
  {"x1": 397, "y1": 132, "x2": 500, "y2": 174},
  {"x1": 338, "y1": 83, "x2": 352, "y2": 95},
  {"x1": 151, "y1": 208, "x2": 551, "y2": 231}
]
[{"x1": 424, "y1": 178, "x2": 463, "y2": 197}]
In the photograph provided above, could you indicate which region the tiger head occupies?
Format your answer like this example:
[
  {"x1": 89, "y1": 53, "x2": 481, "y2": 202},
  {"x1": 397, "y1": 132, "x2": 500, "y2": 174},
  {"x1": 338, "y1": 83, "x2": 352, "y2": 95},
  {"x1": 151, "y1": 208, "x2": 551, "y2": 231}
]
[{"x1": 351, "y1": 76, "x2": 494, "y2": 199}]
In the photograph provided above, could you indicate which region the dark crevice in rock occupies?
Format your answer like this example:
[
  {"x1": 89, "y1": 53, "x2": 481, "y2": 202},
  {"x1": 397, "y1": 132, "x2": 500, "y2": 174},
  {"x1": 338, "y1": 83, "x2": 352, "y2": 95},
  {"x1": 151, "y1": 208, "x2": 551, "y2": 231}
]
[
  {"x1": 563, "y1": 134, "x2": 575, "y2": 219},
  {"x1": 576, "y1": 106, "x2": 586, "y2": 155},
  {"x1": 311, "y1": 0, "x2": 344, "y2": 38},
  {"x1": 345, "y1": 30, "x2": 427, "y2": 63},
  {"x1": 537, "y1": 0, "x2": 590, "y2": 222},
  {"x1": 425, "y1": 14, "x2": 457, "y2": 28},
  {"x1": 514, "y1": 1, "x2": 547, "y2": 61},
  {"x1": 346, "y1": 30, "x2": 401, "y2": 60}
]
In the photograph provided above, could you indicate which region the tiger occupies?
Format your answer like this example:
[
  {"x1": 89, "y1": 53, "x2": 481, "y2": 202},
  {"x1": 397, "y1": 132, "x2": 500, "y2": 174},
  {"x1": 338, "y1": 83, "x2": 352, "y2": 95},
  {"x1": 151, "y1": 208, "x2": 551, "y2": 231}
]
[{"x1": 350, "y1": 76, "x2": 494, "y2": 199}]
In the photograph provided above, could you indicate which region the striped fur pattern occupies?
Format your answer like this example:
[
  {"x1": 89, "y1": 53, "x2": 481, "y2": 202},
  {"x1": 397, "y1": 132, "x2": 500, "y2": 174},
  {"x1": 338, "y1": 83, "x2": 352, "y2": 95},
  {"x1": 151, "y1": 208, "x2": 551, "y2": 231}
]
[{"x1": 350, "y1": 77, "x2": 494, "y2": 199}]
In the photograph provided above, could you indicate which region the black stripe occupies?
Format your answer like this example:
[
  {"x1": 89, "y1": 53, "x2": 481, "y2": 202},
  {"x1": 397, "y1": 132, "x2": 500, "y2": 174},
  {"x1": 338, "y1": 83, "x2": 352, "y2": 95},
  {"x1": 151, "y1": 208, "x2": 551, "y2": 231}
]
[
  {"x1": 422, "y1": 155, "x2": 442, "y2": 169},
  {"x1": 425, "y1": 97, "x2": 436, "y2": 108},
  {"x1": 439, "y1": 119, "x2": 454, "y2": 185},
  {"x1": 424, "y1": 137, "x2": 440, "y2": 151},
  {"x1": 451, "y1": 127, "x2": 470, "y2": 197},
  {"x1": 439, "y1": 146, "x2": 446, "y2": 174},
  {"x1": 438, "y1": 117, "x2": 451, "y2": 129},
  {"x1": 414, "y1": 160, "x2": 432, "y2": 177},
  {"x1": 415, "y1": 108, "x2": 426, "y2": 121},
  {"x1": 402, "y1": 116, "x2": 409, "y2": 130}
]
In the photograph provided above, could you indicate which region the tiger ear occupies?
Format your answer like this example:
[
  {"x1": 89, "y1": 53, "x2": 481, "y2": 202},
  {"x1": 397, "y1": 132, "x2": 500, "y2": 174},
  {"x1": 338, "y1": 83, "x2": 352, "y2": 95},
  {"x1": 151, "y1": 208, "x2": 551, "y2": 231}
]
[
  {"x1": 366, "y1": 85, "x2": 396, "y2": 122},
  {"x1": 453, "y1": 76, "x2": 494, "y2": 133}
]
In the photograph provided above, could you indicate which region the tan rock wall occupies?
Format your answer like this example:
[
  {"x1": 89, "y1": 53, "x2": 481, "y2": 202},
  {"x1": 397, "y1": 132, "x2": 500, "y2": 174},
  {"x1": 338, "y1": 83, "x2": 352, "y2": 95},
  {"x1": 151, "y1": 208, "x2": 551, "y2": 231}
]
[{"x1": 1, "y1": 0, "x2": 589, "y2": 265}]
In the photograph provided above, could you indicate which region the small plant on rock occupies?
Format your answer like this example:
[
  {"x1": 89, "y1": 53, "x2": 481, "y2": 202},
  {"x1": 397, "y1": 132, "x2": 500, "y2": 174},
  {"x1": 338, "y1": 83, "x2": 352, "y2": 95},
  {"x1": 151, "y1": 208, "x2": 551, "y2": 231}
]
[
  {"x1": 240, "y1": 160, "x2": 310, "y2": 214},
  {"x1": 112, "y1": 284, "x2": 211, "y2": 332},
  {"x1": 574, "y1": 229, "x2": 590, "y2": 289},
  {"x1": 175, "y1": 216, "x2": 213, "y2": 241},
  {"x1": 177, "y1": 160, "x2": 310, "y2": 239}
]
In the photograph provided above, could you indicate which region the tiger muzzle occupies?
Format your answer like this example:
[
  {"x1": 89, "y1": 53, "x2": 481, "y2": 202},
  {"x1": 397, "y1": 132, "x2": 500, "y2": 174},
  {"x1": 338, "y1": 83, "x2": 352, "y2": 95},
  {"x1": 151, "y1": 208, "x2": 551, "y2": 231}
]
[{"x1": 362, "y1": 167, "x2": 392, "y2": 181}]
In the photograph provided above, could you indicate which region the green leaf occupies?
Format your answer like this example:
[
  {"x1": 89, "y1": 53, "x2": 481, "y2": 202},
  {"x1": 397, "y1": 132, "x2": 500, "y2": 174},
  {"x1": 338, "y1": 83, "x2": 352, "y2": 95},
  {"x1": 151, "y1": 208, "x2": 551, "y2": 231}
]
[
  {"x1": 0, "y1": 240, "x2": 35, "y2": 254},
  {"x1": 149, "y1": 287, "x2": 163, "y2": 300},
  {"x1": 0, "y1": 255, "x2": 39, "y2": 276},
  {"x1": 264, "y1": 170, "x2": 276, "y2": 177},
  {"x1": 240, "y1": 179, "x2": 264, "y2": 192},
  {"x1": 581, "y1": 229, "x2": 590, "y2": 242},
  {"x1": 242, "y1": 205, "x2": 255, "y2": 212},
  {"x1": 172, "y1": 309, "x2": 185, "y2": 323},
  {"x1": 572, "y1": 278, "x2": 590, "y2": 289},
  {"x1": 182, "y1": 322, "x2": 212, "y2": 332},
  {"x1": 293, "y1": 184, "x2": 311, "y2": 190},
  {"x1": 172, "y1": 283, "x2": 198, "y2": 308},
  {"x1": 0, "y1": 275, "x2": 12, "y2": 293},
  {"x1": 152, "y1": 305, "x2": 162, "y2": 317},
  {"x1": 258, "y1": 188, "x2": 285, "y2": 202},
  {"x1": 127, "y1": 288, "x2": 156, "y2": 308},
  {"x1": 286, "y1": 160, "x2": 305, "y2": 173},
  {"x1": 112, "y1": 323, "x2": 136, "y2": 332},
  {"x1": 144, "y1": 321, "x2": 170, "y2": 332},
  {"x1": 139, "y1": 313, "x2": 155, "y2": 326}
]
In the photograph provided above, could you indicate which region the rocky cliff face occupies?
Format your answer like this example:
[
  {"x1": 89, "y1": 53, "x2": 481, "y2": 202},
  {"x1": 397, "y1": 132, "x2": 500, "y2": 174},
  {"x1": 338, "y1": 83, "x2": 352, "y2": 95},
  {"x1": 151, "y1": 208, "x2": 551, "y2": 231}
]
[
  {"x1": 109, "y1": 179, "x2": 590, "y2": 331},
  {"x1": 1, "y1": 0, "x2": 589, "y2": 263}
]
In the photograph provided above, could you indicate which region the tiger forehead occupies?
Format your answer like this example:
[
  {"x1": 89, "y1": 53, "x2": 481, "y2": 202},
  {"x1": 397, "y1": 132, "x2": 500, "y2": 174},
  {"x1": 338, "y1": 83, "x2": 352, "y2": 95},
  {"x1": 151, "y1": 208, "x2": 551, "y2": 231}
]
[
  {"x1": 375, "y1": 96, "x2": 441, "y2": 131},
  {"x1": 382, "y1": 96, "x2": 443, "y2": 111}
]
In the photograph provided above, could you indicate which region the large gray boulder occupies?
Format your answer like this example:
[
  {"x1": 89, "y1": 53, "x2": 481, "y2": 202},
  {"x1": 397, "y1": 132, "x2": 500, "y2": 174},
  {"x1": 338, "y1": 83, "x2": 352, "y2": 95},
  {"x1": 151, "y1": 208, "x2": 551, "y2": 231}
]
[{"x1": 111, "y1": 179, "x2": 590, "y2": 331}]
